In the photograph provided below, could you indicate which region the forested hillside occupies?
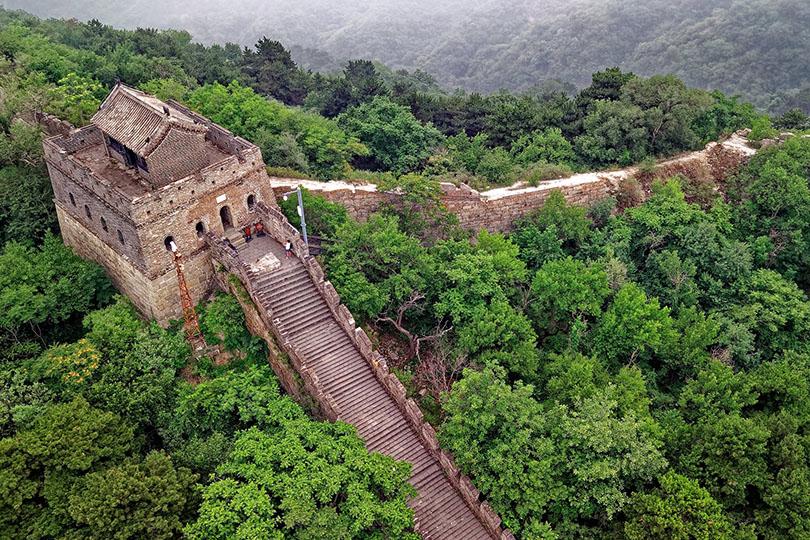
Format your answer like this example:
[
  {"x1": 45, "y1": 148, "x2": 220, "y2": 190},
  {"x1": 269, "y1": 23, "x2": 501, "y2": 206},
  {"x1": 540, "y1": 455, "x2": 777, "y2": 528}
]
[
  {"x1": 1, "y1": 7, "x2": 809, "y2": 540},
  {"x1": 9, "y1": 0, "x2": 810, "y2": 112}
]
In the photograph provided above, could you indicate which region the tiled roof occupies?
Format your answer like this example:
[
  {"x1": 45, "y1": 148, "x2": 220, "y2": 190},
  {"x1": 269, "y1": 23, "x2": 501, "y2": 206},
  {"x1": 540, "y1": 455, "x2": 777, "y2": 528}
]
[{"x1": 92, "y1": 84, "x2": 207, "y2": 157}]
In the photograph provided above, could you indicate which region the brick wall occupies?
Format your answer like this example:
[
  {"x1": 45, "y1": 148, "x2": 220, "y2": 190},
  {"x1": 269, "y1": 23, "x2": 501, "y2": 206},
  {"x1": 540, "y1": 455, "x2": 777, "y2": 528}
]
[
  {"x1": 35, "y1": 112, "x2": 74, "y2": 137},
  {"x1": 48, "y1": 161, "x2": 147, "y2": 270},
  {"x1": 137, "y1": 167, "x2": 278, "y2": 280},
  {"x1": 57, "y1": 203, "x2": 218, "y2": 324},
  {"x1": 270, "y1": 132, "x2": 756, "y2": 234}
]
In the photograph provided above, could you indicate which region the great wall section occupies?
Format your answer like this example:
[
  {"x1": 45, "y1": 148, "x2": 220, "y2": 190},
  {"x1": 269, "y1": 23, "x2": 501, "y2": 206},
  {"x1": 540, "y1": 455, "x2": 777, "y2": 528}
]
[
  {"x1": 198, "y1": 134, "x2": 756, "y2": 539},
  {"x1": 206, "y1": 202, "x2": 510, "y2": 539},
  {"x1": 38, "y1": 91, "x2": 762, "y2": 539},
  {"x1": 269, "y1": 131, "x2": 758, "y2": 232}
]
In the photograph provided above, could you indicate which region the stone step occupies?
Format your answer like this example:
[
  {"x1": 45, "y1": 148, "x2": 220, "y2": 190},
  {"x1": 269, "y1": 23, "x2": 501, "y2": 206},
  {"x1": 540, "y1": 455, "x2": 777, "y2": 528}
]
[
  {"x1": 271, "y1": 296, "x2": 332, "y2": 325},
  {"x1": 215, "y1": 240, "x2": 498, "y2": 540},
  {"x1": 278, "y1": 309, "x2": 334, "y2": 338}
]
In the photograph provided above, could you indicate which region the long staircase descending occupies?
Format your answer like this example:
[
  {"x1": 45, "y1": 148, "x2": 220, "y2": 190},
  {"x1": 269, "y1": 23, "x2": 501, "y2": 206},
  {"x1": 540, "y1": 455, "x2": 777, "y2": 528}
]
[{"x1": 208, "y1": 203, "x2": 512, "y2": 540}]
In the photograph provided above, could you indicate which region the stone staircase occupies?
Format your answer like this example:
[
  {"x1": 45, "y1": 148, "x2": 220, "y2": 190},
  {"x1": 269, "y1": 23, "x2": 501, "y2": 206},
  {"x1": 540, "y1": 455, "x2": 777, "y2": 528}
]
[{"x1": 242, "y1": 253, "x2": 497, "y2": 539}]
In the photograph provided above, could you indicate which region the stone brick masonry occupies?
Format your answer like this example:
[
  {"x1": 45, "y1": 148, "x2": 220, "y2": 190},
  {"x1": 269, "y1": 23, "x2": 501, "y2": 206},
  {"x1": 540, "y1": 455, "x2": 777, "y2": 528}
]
[
  {"x1": 43, "y1": 86, "x2": 279, "y2": 325},
  {"x1": 269, "y1": 131, "x2": 756, "y2": 233}
]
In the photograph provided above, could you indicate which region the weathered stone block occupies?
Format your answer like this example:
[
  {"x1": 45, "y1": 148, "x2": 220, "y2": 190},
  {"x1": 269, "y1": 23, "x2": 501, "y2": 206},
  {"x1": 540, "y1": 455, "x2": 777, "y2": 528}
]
[
  {"x1": 459, "y1": 475, "x2": 480, "y2": 506},
  {"x1": 354, "y1": 328, "x2": 373, "y2": 358},
  {"x1": 480, "y1": 501, "x2": 502, "y2": 532},
  {"x1": 386, "y1": 374, "x2": 407, "y2": 405},
  {"x1": 421, "y1": 423, "x2": 439, "y2": 451},
  {"x1": 405, "y1": 399, "x2": 424, "y2": 427}
]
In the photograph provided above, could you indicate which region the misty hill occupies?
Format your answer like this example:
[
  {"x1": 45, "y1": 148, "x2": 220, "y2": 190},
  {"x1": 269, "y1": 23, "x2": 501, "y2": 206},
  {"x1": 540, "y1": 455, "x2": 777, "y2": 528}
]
[{"x1": 8, "y1": 0, "x2": 810, "y2": 112}]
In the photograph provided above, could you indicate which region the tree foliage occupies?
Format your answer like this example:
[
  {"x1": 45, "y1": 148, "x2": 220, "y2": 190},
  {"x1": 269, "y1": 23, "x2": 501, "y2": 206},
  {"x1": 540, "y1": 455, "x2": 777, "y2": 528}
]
[{"x1": 186, "y1": 425, "x2": 418, "y2": 540}]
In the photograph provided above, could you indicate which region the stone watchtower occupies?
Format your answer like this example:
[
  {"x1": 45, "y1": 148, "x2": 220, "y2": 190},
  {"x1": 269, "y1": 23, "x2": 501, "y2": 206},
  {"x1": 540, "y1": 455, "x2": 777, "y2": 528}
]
[{"x1": 43, "y1": 83, "x2": 278, "y2": 324}]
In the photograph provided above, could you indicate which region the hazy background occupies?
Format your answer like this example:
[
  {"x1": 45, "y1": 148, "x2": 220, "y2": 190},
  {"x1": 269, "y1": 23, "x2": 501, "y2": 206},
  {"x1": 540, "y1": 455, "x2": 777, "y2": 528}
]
[{"x1": 6, "y1": 0, "x2": 810, "y2": 110}]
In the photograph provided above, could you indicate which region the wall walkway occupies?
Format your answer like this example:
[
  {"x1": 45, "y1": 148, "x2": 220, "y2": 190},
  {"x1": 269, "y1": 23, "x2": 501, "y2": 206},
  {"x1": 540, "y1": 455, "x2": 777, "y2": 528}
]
[{"x1": 207, "y1": 203, "x2": 512, "y2": 539}]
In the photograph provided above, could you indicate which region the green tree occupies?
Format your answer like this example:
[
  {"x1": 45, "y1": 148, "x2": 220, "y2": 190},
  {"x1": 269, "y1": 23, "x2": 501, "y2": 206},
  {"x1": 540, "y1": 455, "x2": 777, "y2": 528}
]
[
  {"x1": 240, "y1": 37, "x2": 310, "y2": 105},
  {"x1": 482, "y1": 93, "x2": 550, "y2": 147},
  {"x1": 592, "y1": 282, "x2": 677, "y2": 367},
  {"x1": 279, "y1": 187, "x2": 349, "y2": 239},
  {"x1": 198, "y1": 293, "x2": 266, "y2": 363},
  {"x1": 53, "y1": 73, "x2": 105, "y2": 126},
  {"x1": 575, "y1": 67, "x2": 637, "y2": 113},
  {"x1": 185, "y1": 424, "x2": 417, "y2": 540},
  {"x1": 575, "y1": 100, "x2": 649, "y2": 166},
  {"x1": 474, "y1": 146, "x2": 516, "y2": 185},
  {"x1": 513, "y1": 190, "x2": 593, "y2": 261},
  {"x1": 692, "y1": 91, "x2": 757, "y2": 143},
  {"x1": 511, "y1": 127, "x2": 577, "y2": 167},
  {"x1": 0, "y1": 398, "x2": 134, "y2": 537},
  {"x1": 338, "y1": 96, "x2": 444, "y2": 173},
  {"x1": 187, "y1": 81, "x2": 365, "y2": 179},
  {"x1": 434, "y1": 231, "x2": 537, "y2": 378},
  {"x1": 774, "y1": 108, "x2": 810, "y2": 130},
  {"x1": 0, "y1": 119, "x2": 44, "y2": 168},
  {"x1": 732, "y1": 137, "x2": 810, "y2": 286},
  {"x1": 67, "y1": 451, "x2": 198, "y2": 540},
  {"x1": 325, "y1": 213, "x2": 432, "y2": 322},
  {"x1": 139, "y1": 78, "x2": 192, "y2": 102},
  {"x1": 662, "y1": 364, "x2": 771, "y2": 512},
  {"x1": 0, "y1": 166, "x2": 58, "y2": 247},
  {"x1": 0, "y1": 236, "x2": 113, "y2": 358},
  {"x1": 622, "y1": 75, "x2": 713, "y2": 155},
  {"x1": 445, "y1": 132, "x2": 490, "y2": 172},
  {"x1": 438, "y1": 368, "x2": 557, "y2": 537},
  {"x1": 375, "y1": 173, "x2": 458, "y2": 242},
  {"x1": 725, "y1": 269, "x2": 810, "y2": 364},
  {"x1": 441, "y1": 365, "x2": 666, "y2": 536},
  {"x1": 625, "y1": 472, "x2": 732, "y2": 540},
  {"x1": 530, "y1": 257, "x2": 610, "y2": 340},
  {"x1": 160, "y1": 364, "x2": 303, "y2": 474},
  {"x1": 748, "y1": 115, "x2": 777, "y2": 141},
  {"x1": 308, "y1": 60, "x2": 388, "y2": 117}
]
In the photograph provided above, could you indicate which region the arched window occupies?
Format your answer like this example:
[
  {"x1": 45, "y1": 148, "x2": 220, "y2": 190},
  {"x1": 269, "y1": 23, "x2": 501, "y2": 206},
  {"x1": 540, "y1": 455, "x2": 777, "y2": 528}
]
[
  {"x1": 247, "y1": 194, "x2": 256, "y2": 210},
  {"x1": 100, "y1": 216, "x2": 108, "y2": 232},
  {"x1": 164, "y1": 236, "x2": 176, "y2": 252},
  {"x1": 117, "y1": 230, "x2": 124, "y2": 244},
  {"x1": 84, "y1": 205, "x2": 92, "y2": 220},
  {"x1": 195, "y1": 221, "x2": 206, "y2": 238},
  {"x1": 69, "y1": 193, "x2": 76, "y2": 206}
]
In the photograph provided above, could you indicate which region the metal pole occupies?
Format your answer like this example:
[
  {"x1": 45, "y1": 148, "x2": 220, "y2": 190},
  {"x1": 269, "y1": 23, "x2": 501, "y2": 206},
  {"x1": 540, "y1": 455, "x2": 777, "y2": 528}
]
[{"x1": 297, "y1": 185, "x2": 308, "y2": 248}]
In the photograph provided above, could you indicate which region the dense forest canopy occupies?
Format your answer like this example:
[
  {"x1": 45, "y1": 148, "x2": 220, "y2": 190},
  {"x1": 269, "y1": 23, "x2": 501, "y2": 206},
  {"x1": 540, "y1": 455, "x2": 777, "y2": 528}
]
[
  {"x1": 8, "y1": 0, "x2": 810, "y2": 113},
  {"x1": 1, "y1": 5, "x2": 809, "y2": 540}
]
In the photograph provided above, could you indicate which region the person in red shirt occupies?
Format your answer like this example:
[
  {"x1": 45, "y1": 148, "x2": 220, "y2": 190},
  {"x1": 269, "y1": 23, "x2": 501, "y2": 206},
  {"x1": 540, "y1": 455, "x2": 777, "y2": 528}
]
[
  {"x1": 243, "y1": 224, "x2": 252, "y2": 242},
  {"x1": 255, "y1": 221, "x2": 265, "y2": 237}
]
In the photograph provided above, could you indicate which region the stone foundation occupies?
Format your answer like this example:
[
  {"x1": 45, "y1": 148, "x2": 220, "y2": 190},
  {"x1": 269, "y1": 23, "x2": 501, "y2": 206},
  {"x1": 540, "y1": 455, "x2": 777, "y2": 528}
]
[{"x1": 57, "y1": 203, "x2": 216, "y2": 324}]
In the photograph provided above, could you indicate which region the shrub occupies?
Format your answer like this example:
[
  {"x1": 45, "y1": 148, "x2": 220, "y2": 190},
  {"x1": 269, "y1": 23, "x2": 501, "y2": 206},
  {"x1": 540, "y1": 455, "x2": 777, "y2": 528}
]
[
  {"x1": 516, "y1": 161, "x2": 574, "y2": 187},
  {"x1": 616, "y1": 176, "x2": 645, "y2": 210}
]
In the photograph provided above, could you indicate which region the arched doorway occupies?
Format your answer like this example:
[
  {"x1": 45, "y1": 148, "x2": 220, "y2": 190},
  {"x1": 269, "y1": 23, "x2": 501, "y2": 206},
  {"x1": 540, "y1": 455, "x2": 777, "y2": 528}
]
[
  {"x1": 219, "y1": 206, "x2": 233, "y2": 230},
  {"x1": 247, "y1": 194, "x2": 256, "y2": 211}
]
